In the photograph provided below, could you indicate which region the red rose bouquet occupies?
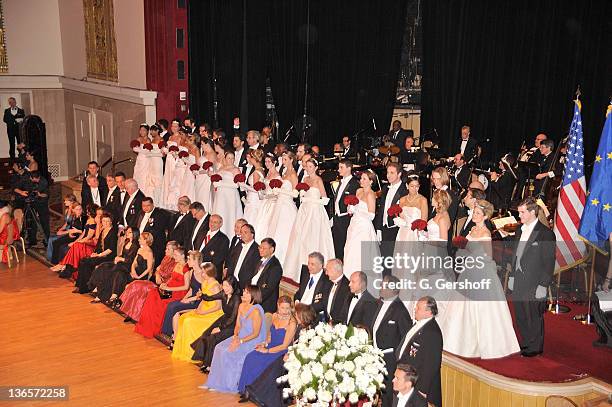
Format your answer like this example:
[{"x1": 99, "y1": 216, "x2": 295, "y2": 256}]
[
  {"x1": 234, "y1": 173, "x2": 246, "y2": 183},
  {"x1": 344, "y1": 195, "x2": 359, "y2": 206},
  {"x1": 130, "y1": 139, "x2": 141, "y2": 148},
  {"x1": 411, "y1": 219, "x2": 428, "y2": 231},
  {"x1": 253, "y1": 181, "x2": 266, "y2": 191},
  {"x1": 269, "y1": 179, "x2": 283, "y2": 189},
  {"x1": 387, "y1": 204, "x2": 402, "y2": 218},
  {"x1": 178, "y1": 150, "x2": 189, "y2": 159},
  {"x1": 190, "y1": 164, "x2": 200, "y2": 171},
  {"x1": 202, "y1": 161, "x2": 213, "y2": 170},
  {"x1": 452, "y1": 236, "x2": 468, "y2": 249},
  {"x1": 210, "y1": 174, "x2": 222, "y2": 183},
  {"x1": 143, "y1": 143, "x2": 153, "y2": 151},
  {"x1": 296, "y1": 182, "x2": 310, "y2": 192}
]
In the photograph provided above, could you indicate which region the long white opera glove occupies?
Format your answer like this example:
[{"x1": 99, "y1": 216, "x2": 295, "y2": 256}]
[
  {"x1": 393, "y1": 216, "x2": 407, "y2": 228},
  {"x1": 508, "y1": 277, "x2": 514, "y2": 291},
  {"x1": 535, "y1": 285, "x2": 547, "y2": 299},
  {"x1": 347, "y1": 205, "x2": 355, "y2": 215}
]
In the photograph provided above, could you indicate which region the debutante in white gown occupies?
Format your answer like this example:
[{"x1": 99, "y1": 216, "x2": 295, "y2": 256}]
[
  {"x1": 161, "y1": 141, "x2": 178, "y2": 210},
  {"x1": 437, "y1": 235, "x2": 520, "y2": 359},
  {"x1": 194, "y1": 156, "x2": 213, "y2": 212},
  {"x1": 179, "y1": 152, "x2": 196, "y2": 203},
  {"x1": 241, "y1": 170, "x2": 264, "y2": 226},
  {"x1": 283, "y1": 188, "x2": 335, "y2": 282},
  {"x1": 253, "y1": 177, "x2": 281, "y2": 242},
  {"x1": 166, "y1": 146, "x2": 188, "y2": 211},
  {"x1": 132, "y1": 145, "x2": 149, "y2": 192},
  {"x1": 392, "y1": 206, "x2": 422, "y2": 278},
  {"x1": 342, "y1": 199, "x2": 380, "y2": 278},
  {"x1": 211, "y1": 170, "x2": 244, "y2": 238},
  {"x1": 266, "y1": 180, "x2": 297, "y2": 266},
  {"x1": 144, "y1": 143, "x2": 164, "y2": 205}
]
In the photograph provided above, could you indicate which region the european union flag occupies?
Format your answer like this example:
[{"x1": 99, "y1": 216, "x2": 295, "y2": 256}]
[{"x1": 579, "y1": 103, "x2": 612, "y2": 249}]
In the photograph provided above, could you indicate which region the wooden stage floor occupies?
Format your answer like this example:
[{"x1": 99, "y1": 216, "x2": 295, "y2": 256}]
[{"x1": 0, "y1": 256, "x2": 248, "y2": 406}]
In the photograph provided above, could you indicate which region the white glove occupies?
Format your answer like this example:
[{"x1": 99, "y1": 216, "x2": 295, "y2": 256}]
[
  {"x1": 535, "y1": 285, "x2": 547, "y2": 299},
  {"x1": 329, "y1": 217, "x2": 334, "y2": 228},
  {"x1": 507, "y1": 277, "x2": 514, "y2": 291},
  {"x1": 376, "y1": 230, "x2": 382, "y2": 241},
  {"x1": 393, "y1": 217, "x2": 407, "y2": 228}
]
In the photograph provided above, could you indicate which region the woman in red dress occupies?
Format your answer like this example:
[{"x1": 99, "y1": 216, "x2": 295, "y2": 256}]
[
  {"x1": 134, "y1": 247, "x2": 191, "y2": 338},
  {"x1": 0, "y1": 202, "x2": 19, "y2": 264}
]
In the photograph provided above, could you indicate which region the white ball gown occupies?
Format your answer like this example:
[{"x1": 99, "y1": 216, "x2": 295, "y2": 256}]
[
  {"x1": 241, "y1": 169, "x2": 264, "y2": 226},
  {"x1": 179, "y1": 151, "x2": 196, "y2": 203},
  {"x1": 253, "y1": 177, "x2": 281, "y2": 242},
  {"x1": 161, "y1": 141, "x2": 179, "y2": 210},
  {"x1": 144, "y1": 143, "x2": 164, "y2": 205},
  {"x1": 437, "y1": 235, "x2": 520, "y2": 359},
  {"x1": 342, "y1": 199, "x2": 380, "y2": 278},
  {"x1": 211, "y1": 170, "x2": 244, "y2": 238},
  {"x1": 166, "y1": 146, "x2": 188, "y2": 211},
  {"x1": 392, "y1": 206, "x2": 423, "y2": 276},
  {"x1": 194, "y1": 156, "x2": 213, "y2": 212},
  {"x1": 266, "y1": 180, "x2": 298, "y2": 266},
  {"x1": 282, "y1": 188, "x2": 335, "y2": 282},
  {"x1": 132, "y1": 145, "x2": 149, "y2": 193}
]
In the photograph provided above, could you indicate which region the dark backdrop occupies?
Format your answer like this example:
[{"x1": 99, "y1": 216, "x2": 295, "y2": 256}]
[
  {"x1": 422, "y1": 0, "x2": 612, "y2": 165},
  {"x1": 189, "y1": 0, "x2": 409, "y2": 150}
]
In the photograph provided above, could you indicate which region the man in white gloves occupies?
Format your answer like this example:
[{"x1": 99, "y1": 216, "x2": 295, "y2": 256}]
[{"x1": 507, "y1": 196, "x2": 555, "y2": 357}]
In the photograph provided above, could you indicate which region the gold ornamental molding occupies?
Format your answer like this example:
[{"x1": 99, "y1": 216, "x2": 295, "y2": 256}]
[
  {"x1": 83, "y1": 0, "x2": 117, "y2": 82},
  {"x1": 0, "y1": 0, "x2": 8, "y2": 73}
]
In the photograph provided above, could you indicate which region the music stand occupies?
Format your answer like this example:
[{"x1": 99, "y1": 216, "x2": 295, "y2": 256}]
[{"x1": 517, "y1": 161, "x2": 540, "y2": 198}]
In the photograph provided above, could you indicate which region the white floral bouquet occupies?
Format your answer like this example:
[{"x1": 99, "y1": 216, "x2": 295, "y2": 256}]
[{"x1": 277, "y1": 323, "x2": 387, "y2": 406}]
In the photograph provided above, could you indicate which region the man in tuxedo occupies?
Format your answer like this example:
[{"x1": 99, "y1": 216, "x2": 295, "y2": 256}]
[
  {"x1": 389, "y1": 120, "x2": 411, "y2": 149},
  {"x1": 3, "y1": 97, "x2": 25, "y2": 159},
  {"x1": 508, "y1": 197, "x2": 555, "y2": 357},
  {"x1": 226, "y1": 223, "x2": 260, "y2": 288},
  {"x1": 294, "y1": 252, "x2": 331, "y2": 318},
  {"x1": 246, "y1": 130, "x2": 261, "y2": 151},
  {"x1": 430, "y1": 167, "x2": 459, "y2": 226},
  {"x1": 81, "y1": 175, "x2": 108, "y2": 210},
  {"x1": 158, "y1": 119, "x2": 169, "y2": 142},
  {"x1": 533, "y1": 139, "x2": 561, "y2": 196},
  {"x1": 397, "y1": 296, "x2": 443, "y2": 407},
  {"x1": 488, "y1": 154, "x2": 517, "y2": 211},
  {"x1": 375, "y1": 163, "x2": 407, "y2": 274},
  {"x1": 260, "y1": 125, "x2": 276, "y2": 155},
  {"x1": 295, "y1": 143, "x2": 311, "y2": 182},
  {"x1": 332, "y1": 159, "x2": 360, "y2": 260},
  {"x1": 103, "y1": 173, "x2": 122, "y2": 224},
  {"x1": 198, "y1": 214, "x2": 230, "y2": 281},
  {"x1": 324, "y1": 258, "x2": 351, "y2": 323},
  {"x1": 188, "y1": 201, "x2": 210, "y2": 252},
  {"x1": 391, "y1": 364, "x2": 427, "y2": 407},
  {"x1": 341, "y1": 136, "x2": 357, "y2": 160},
  {"x1": 229, "y1": 218, "x2": 247, "y2": 254},
  {"x1": 114, "y1": 172, "x2": 127, "y2": 206},
  {"x1": 342, "y1": 271, "x2": 378, "y2": 329},
  {"x1": 81, "y1": 161, "x2": 108, "y2": 205},
  {"x1": 251, "y1": 238, "x2": 283, "y2": 314},
  {"x1": 451, "y1": 154, "x2": 470, "y2": 192},
  {"x1": 456, "y1": 125, "x2": 478, "y2": 164},
  {"x1": 168, "y1": 196, "x2": 195, "y2": 249},
  {"x1": 121, "y1": 179, "x2": 144, "y2": 228},
  {"x1": 233, "y1": 133, "x2": 248, "y2": 173},
  {"x1": 136, "y1": 197, "x2": 169, "y2": 266},
  {"x1": 373, "y1": 275, "x2": 413, "y2": 407}
]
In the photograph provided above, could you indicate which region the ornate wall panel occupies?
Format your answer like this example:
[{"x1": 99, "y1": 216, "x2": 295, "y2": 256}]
[
  {"x1": 83, "y1": 0, "x2": 118, "y2": 81},
  {"x1": 0, "y1": 1, "x2": 8, "y2": 73}
]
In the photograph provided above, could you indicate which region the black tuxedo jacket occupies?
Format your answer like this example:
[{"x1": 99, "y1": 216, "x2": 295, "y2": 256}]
[
  {"x1": 81, "y1": 186, "x2": 108, "y2": 213},
  {"x1": 375, "y1": 182, "x2": 408, "y2": 231},
  {"x1": 390, "y1": 128, "x2": 411, "y2": 149},
  {"x1": 333, "y1": 176, "x2": 360, "y2": 218},
  {"x1": 226, "y1": 241, "x2": 261, "y2": 288},
  {"x1": 391, "y1": 390, "x2": 427, "y2": 407},
  {"x1": 342, "y1": 290, "x2": 379, "y2": 330},
  {"x1": 188, "y1": 214, "x2": 210, "y2": 251},
  {"x1": 326, "y1": 276, "x2": 351, "y2": 323},
  {"x1": 456, "y1": 137, "x2": 479, "y2": 163},
  {"x1": 373, "y1": 298, "x2": 412, "y2": 352},
  {"x1": 3, "y1": 107, "x2": 25, "y2": 129},
  {"x1": 81, "y1": 174, "x2": 108, "y2": 206},
  {"x1": 136, "y1": 207, "x2": 169, "y2": 265},
  {"x1": 488, "y1": 171, "x2": 516, "y2": 211},
  {"x1": 236, "y1": 147, "x2": 249, "y2": 172},
  {"x1": 453, "y1": 165, "x2": 471, "y2": 191},
  {"x1": 397, "y1": 318, "x2": 443, "y2": 407},
  {"x1": 294, "y1": 268, "x2": 332, "y2": 315},
  {"x1": 534, "y1": 152, "x2": 562, "y2": 196},
  {"x1": 254, "y1": 255, "x2": 283, "y2": 314},
  {"x1": 103, "y1": 186, "x2": 123, "y2": 224},
  {"x1": 509, "y1": 221, "x2": 555, "y2": 300},
  {"x1": 168, "y1": 212, "x2": 195, "y2": 249},
  {"x1": 122, "y1": 189, "x2": 145, "y2": 228},
  {"x1": 200, "y1": 230, "x2": 230, "y2": 280},
  {"x1": 341, "y1": 146, "x2": 357, "y2": 160},
  {"x1": 229, "y1": 235, "x2": 242, "y2": 253}
]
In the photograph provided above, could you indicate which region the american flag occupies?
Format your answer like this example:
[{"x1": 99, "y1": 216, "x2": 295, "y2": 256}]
[{"x1": 553, "y1": 100, "x2": 587, "y2": 271}]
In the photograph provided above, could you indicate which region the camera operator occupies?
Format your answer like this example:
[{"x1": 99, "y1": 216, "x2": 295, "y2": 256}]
[
  {"x1": 14, "y1": 170, "x2": 50, "y2": 247},
  {"x1": 11, "y1": 161, "x2": 29, "y2": 210}
]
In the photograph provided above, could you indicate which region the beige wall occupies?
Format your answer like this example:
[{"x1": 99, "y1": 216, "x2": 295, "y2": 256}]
[
  {"x1": 114, "y1": 0, "x2": 146, "y2": 89},
  {"x1": 4, "y1": 0, "x2": 64, "y2": 75},
  {"x1": 58, "y1": 0, "x2": 87, "y2": 80}
]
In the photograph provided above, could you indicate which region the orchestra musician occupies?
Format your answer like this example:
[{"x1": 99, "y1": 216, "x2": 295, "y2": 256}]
[
  {"x1": 454, "y1": 125, "x2": 479, "y2": 164},
  {"x1": 489, "y1": 154, "x2": 517, "y2": 211},
  {"x1": 533, "y1": 139, "x2": 562, "y2": 196},
  {"x1": 451, "y1": 154, "x2": 471, "y2": 193}
]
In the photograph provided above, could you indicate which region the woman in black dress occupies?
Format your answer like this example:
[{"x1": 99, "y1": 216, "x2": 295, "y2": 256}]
[
  {"x1": 244, "y1": 303, "x2": 317, "y2": 407},
  {"x1": 73, "y1": 213, "x2": 117, "y2": 294},
  {"x1": 112, "y1": 232, "x2": 155, "y2": 310},
  {"x1": 89, "y1": 227, "x2": 140, "y2": 304},
  {"x1": 190, "y1": 275, "x2": 241, "y2": 371}
]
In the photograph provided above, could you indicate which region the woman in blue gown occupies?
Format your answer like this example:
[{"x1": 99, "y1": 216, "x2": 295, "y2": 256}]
[
  {"x1": 237, "y1": 296, "x2": 297, "y2": 397},
  {"x1": 202, "y1": 285, "x2": 266, "y2": 393}
]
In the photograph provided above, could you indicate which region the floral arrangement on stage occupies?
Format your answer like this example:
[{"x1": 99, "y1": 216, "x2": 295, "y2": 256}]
[
  {"x1": 387, "y1": 204, "x2": 402, "y2": 218},
  {"x1": 278, "y1": 323, "x2": 386, "y2": 406},
  {"x1": 411, "y1": 219, "x2": 427, "y2": 231},
  {"x1": 452, "y1": 235, "x2": 468, "y2": 249},
  {"x1": 253, "y1": 181, "x2": 266, "y2": 191},
  {"x1": 234, "y1": 173, "x2": 246, "y2": 183}
]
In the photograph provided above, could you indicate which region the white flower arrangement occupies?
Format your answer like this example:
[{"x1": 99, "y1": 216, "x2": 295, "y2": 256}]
[{"x1": 277, "y1": 323, "x2": 387, "y2": 406}]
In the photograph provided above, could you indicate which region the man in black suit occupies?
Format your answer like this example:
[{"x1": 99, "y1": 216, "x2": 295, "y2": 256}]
[
  {"x1": 295, "y1": 143, "x2": 311, "y2": 182},
  {"x1": 324, "y1": 258, "x2": 351, "y2": 323},
  {"x1": 340, "y1": 136, "x2": 357, "y2": 160},
  {"x1": 103, "y1": 173, "x2": 122, "y2": 224},
  {"x1": 261, "y1": 125, "x2": 276, "y2": 155},
  {"x1": 332, "y1": 159, "x2": 360, "y2": 260},
  {"x1": 451, "y1": 154, "x2": 471, "y2": 193},
  {"x1": 342, "y1": 271, "x2": 378, "y2": 329},
  {"x1": 294, "y1": 252, "x2": 331, "y2": 318},
  {"x1": 198, "y1": 214, "x2": 230, "y2": 281},
  {"x1": 225, "y1": 223, "x2": 260, "y2": 288},
  {"x1": 389, "y1": 120, "x2": 411, "y2": 149},
  {"x1": 391, "y1": 364, "x2": 428, "y2": 407},
  {"x1": 81, "y1": 175, "x2": 108, "y2": 210},
  {"x1": 375, "y1": 163, "x2": 408, "y2": 274},
  {"x1": 121, "y1": 179, "x2": 144, "y2": 229},
  {"x1": 81, "y1": 161, "x2": 108, "y2": 205},
  {"x1": 3, "y1": 97, "x2": 25, "y2": 159},
  {"x1": 397, "y1": 296, "x2": 443, "y2": 407},
  {"x1": 455, "y1": 125, "x2": 478, "y2": 164},
  {"x1": 187, "y1": 201, "x2": 210, "y2": 251},
  {"x1": 488, "y1": 154, "x2": 517, "y2": 211},
  {"x1": 533, "y1": 139, "x2": 562, "y2": 196},
  {"x1": 430, "y1": 167, "x2": 459, "y2": 226},
  {"x1": 373, "y1": 275, "x2": 413, "y2": 407},
  {"x1": 168, "y1": 196, "x2": 195, "y2": 249},
  {"x1": 136, "y1": 197, "x2": 169, "y2": 267},
  {"x1": 228, "y1": 218, "x2": 247, "y2": 254},
  {"x1": 250, "y1": 238, "x2": 283, "y2": 314},
  {"x1": 508, "y1": 197, "x2": 555, "y2": 357}
]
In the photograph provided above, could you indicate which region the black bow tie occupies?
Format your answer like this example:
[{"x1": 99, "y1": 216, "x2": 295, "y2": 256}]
[{"x1": 352, "y1": 294, "x2": 359, "y2": 299}]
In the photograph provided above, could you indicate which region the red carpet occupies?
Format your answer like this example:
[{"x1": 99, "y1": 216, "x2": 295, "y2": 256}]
[{"x1": 460, "y1": 302, "x2": 612, "y2": 383}]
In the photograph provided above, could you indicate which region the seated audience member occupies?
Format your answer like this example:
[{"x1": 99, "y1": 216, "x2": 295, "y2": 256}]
[
  {"x1": 46, "y1": 194, "x2": 78, "y2": 262},
  {"x1": 203, "y1": 285, "x2": 266, "y2": 393},
  {"x1": 73, "y1": 213, "x2": 117, "y2": 294},
  {"x1": 88, "y1": 227, "x2": 141, "y2": 304},
  {"x1": 392, "y1": 364, "x2": 427, "y2": 407},
  {"x1": 191, "y1": 275, "x2": 242, "y2": 371},
  {"x1": 172, "y1": 262, "x2": 224, "y2": 360},
  {"x1": 225, "y1": 223, "x2": 260, "y2": 289},
  {"x1": 133, "y1": 247, "x2": 190, "y2": 334},
  {"x1": 53, "y1": 204, "x2": 100, "y2": 277},
  {"x1": 237, "y1": 295, "x2": 297, "y2": 399},
  {"x1": 244, "y1": 303, "x2": 317, "y2": 406},
  {"x1": 0, "y1": 201, "x2": 20, "y2": 264},
  {"x1": 50, "y1": 201, "x2": 86, "y2": 264},
  {"x1": 341, "y1": 271, "x2": 378, "y2": 329},
  {"x1": 118, "y1": 240, "x2": 178, "y2": 320}
]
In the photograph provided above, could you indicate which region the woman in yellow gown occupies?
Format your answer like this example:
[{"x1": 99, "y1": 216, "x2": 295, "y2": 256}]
[{"x1": 172, "y1": 256, "x2": 224, "y2": 361}]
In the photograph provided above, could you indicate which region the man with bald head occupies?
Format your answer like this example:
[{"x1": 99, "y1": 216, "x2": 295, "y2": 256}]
[
  {"x1": 121, "y1": 179, "x2": 145, "y2": 228},
  {"x1": 199, "y1": 213, "x2": 230, "y2": 281}
]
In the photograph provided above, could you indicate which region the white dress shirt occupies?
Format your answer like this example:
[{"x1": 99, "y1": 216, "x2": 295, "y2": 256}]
[
  {"x1": 372, "y1": 296, "x2": 397, "y2": 351},
  {"x1": 346, "y1": 291, "x2": 362, "y2": 323},
  {"x1": 462, "y1": 208, "x2": 473, "y2": 232},
  {"x1": 234, "y1": 240, "x2": 254, "y2": 279},
  {"x1": 139, "y1": 210, "x2": 153, "y2": 233},
  {"x1": 299, "y1": 270, "x2": 323, "y2": 306},
  {"x1": 90, "y1": 187, "x2": 101, "y2": 207},
  {"x1": 251, "y1": 256, "x2": 271, "y2": 285},
  {"x1": 516, "y1": 218, "x2": 538, "y2": 269},
  {"x1": 396, "y1": 388, "x2": 414, "y2": 407},
  {"x1": 191, "y1": 216, "x2": 207, "y2": 247},
  {"x1": 398, "y1": 317, "x2": 433, "y2": 358},
  {"x1": 460, "y1": 138, "x2": 468, "y2": 154},
  {"x1": 106, "y1": 186, "x2": 117, "y2": 206},
  {"x1": 250, "y1": 143, "x2": 260, "y2": 150},
  {"x1": 326, "y1": 276, "x2": 343, "y2": 316},
  {"x1": 234, "y1": 147, "x2": 244, "y2": 167},
  {"x1": 335, "y1": 176, "x2": 352, "y2": 215},
  {"x1": 383, "y1": 182, "x2": 401, "y2": 226}
]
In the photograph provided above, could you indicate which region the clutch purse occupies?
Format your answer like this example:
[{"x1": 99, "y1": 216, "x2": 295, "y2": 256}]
[{"x1": 158, "y1": 287, "x2": 172, "y2": 299}]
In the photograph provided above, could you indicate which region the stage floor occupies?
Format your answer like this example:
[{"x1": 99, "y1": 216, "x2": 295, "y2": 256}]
[{"x1": 0, "y1": 256, "x2": 247, "y2": 406}]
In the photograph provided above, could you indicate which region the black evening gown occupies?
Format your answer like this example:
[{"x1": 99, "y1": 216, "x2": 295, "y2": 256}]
[
  {"x1": 90, "y1": 241, "x2": 140, "y2": 301},
  {"x1": 75, "y1": 228, "x2": 118, "y2": 293},
  {"x1": 111, "y1": 254, "x2": 148, "y2": 298}
]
